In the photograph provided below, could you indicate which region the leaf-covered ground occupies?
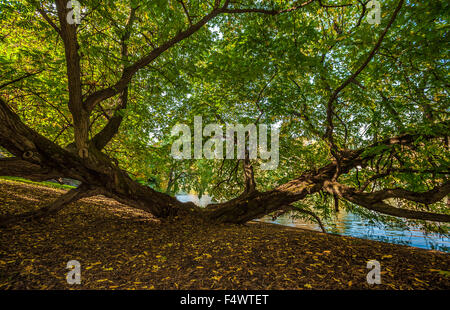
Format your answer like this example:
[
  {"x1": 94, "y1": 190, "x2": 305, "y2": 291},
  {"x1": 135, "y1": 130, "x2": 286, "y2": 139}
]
[{"x1": 0, "y1": 179, "x2": 449, "y2": 290}]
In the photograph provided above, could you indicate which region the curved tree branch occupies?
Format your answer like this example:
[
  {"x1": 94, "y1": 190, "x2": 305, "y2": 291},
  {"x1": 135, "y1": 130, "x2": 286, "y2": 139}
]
[
  {"x1": 324, "y1": 181, "x2": 450, "y2": 222},
  {"x1": 0, "y1": 157, "x2": 61, "y2": 182},
  {"x1": 324, "y1": 0, "x2": 404, "y2": 143},
  {"x1": 280, "y1": 205, "x2": 327, "y2": 233},
  {"x1": 84, "y1": 1, "x2": 231, "y2": 112},
  {"x1": 83, "y1": 0, "x2": 322, "y2": 112},
  {"x1": 0, "y1": 183, "x2": 96, "y2": 227}
]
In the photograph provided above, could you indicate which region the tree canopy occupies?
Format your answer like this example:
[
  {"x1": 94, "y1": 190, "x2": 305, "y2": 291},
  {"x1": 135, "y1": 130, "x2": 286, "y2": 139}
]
[{"x1": 0, "y1": 0, "x2": 449, "y2": 232}]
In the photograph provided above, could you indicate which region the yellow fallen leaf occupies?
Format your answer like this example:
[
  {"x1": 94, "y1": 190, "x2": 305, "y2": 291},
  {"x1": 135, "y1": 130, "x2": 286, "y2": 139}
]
[{"x1": 414, "y1": 278, "x2": 429, "y2": 285}]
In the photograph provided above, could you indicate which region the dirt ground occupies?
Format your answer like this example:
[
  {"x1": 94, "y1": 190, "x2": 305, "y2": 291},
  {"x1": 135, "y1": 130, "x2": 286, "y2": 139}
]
[{"x1": 0, "y1": 179, "x2": 448, "y2": 290}]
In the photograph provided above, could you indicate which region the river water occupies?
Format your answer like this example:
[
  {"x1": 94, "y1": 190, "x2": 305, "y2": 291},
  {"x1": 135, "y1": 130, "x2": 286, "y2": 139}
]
[
  {"x1": 257, "y1": 212, "x2": 450, "y2": 253},
  {"x1": 176, "y1": 194, "x2": 450, "y2": 252}
]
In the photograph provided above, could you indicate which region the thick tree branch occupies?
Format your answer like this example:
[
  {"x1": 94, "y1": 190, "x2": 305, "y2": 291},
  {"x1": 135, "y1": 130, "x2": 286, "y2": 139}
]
[
  {"x1": 55, "y1": 0, "x2": 88, "y2": 151},
  {"x1": 83, "y1": 0, "x2": 321, "y2": 112},
  {"x1": 0, "y1": 97, "x2": 110, "y2": 185},
  {"x1": 0, "y1": 183, "x2": 95, "y2": 227},
  {"x1": 362, "y1": 181, "x2": 450, "y2": 205},
  {"x1": 243, "y1": 156, "x2": 257, "y2": 195},
  {"x1": 324, "y1": 181, "x2": 450, "y2": 222},
  {"x1": 0, "y1": 157, "x2": 61, "y2": 182},
  {"x1": 207, "y1": 121, "x2": 450, "y2": 223},
  {"x1": 84, "y1": 1, "x2": 231, "y2": 112}
]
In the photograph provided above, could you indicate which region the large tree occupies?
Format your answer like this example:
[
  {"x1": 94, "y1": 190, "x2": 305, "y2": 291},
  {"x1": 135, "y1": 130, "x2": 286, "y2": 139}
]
[{"x1": 0, "y1": 0, "x2": 449, "y2": 230}]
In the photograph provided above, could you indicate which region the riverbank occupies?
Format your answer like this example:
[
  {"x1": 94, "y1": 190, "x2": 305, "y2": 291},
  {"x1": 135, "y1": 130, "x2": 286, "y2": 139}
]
[
  {"x1": 0, "y1": 179, "x2": 449, "y2": 289},
  {"x1": 257, "y1": 212, "x2": 450, "y2": 252}
]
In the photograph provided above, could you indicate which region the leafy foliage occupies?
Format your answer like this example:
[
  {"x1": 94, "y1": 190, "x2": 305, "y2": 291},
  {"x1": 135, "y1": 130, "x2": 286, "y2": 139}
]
[{"x1": 0, "y1": 0, "x2": 448, "y2": 231}]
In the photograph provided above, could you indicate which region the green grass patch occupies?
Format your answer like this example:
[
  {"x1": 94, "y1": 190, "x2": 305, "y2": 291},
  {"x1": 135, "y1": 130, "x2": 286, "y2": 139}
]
[{"x1": 0, "y1": 176, "x2": 75, "y2": 190}]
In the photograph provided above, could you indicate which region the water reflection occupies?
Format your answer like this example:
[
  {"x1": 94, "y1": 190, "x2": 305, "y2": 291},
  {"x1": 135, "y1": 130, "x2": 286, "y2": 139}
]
[
  {"x1": 176, "y1": 194, "x2": 450, "y2": 252},
  {"x1": 176, "y1": 193, "x2": 213, "y2": 207},
  {"x1": 257, "y1": 211, "x2": 450, "y2": 253}
]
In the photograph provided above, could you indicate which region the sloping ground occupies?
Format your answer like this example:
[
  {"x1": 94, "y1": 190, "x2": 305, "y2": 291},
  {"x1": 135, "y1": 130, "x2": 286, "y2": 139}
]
[{"x1": 0, "y1": 179, "x2": 449, "y2": 290}]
